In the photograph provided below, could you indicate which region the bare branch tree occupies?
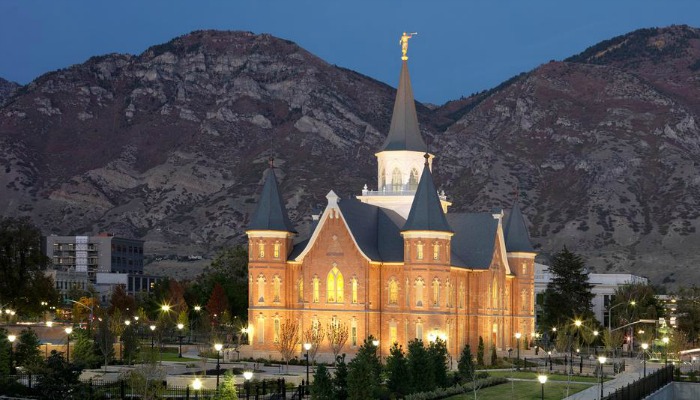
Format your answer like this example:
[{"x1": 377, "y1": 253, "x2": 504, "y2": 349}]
[
  {"x1": 303, "y1": 324, "x2": 325, "y2": 363},
  {"x1": 327, "y1": 321, "x2": 349, "y2": 363},
  {"x1": 274, "y1": 318, "x2": 300, "y2": 371}
]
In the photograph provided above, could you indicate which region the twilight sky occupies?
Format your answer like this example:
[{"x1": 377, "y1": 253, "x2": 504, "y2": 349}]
[{"x1": 2, "y1": 0, "x2": 700, "y2": 104}]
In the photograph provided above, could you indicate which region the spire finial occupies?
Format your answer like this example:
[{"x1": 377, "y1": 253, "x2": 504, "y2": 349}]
[
  {"x1": 400, "y1": 32, "x2": 418, "y2": 60},
  {"x1": 268, "y1": 157, "x2": 274, "y2": 169},
  {"x1": 424, "y1": 152, "x2": 430, "y2": 166}
]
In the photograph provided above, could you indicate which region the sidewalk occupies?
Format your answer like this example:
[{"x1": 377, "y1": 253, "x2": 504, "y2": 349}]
[{"x1": 564, "y1": 358, "x2": 663, "y2": 400}]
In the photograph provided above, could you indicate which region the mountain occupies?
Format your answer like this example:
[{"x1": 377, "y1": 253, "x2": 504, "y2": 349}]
[
  {"x1": 0, "y1": 77, "x2": 19, "y2": 106},
  {"x1": 1, "y1": 27, "x2": 700, "y2": 286}
]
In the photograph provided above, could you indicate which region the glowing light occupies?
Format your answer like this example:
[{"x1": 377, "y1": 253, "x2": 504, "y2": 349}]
[
  {"x1": 243, "y1": 371, "x2": 253, "y2": 381},
  {"x1": 538, "y1": 375, "x2": 548, "y2": 384},
  {"x1": 215, "y1": 343, "x2": 223, "y2": 352},
  {"x1": 642, "y1": 343, "x2": 649, "y2": 350},
  {"x1": 192, "y1": 378, "x2": 202, "y2": 390},
  {"x1": 303, "y1": 343, "x2": 312, "y2": 351},
  {"x1": 161, "y1": 304, "x2": 171, "y2": 312},
  {"x1": 598, "y1": 356, "x2": 607, "y2": 364},
  {"x1": 177, "y1": 323, "x2": 184, "y2": 330},
  {"x1": 65, "y1": 327, "x2": 73, "y2": 335},
  {"x1": 46, "y1": 321, "x2": 53, "y2": 327},
  {"x1": 150, "y1": 325, "x2": 156, "y2": 331},
  {"x1": 574, "y1": 320, "x2": 582, "y2": 327},
  {"x1": 515, "y1": 332, "x2": 522, "y2": 339},
  {"x1": 8, "y1": 335, "x2": 16, "y2": 343}
]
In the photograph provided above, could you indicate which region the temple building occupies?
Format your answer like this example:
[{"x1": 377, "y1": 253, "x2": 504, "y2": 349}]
[{"x1": 245, "y1": 45, "x2": 536, "y2": 362}]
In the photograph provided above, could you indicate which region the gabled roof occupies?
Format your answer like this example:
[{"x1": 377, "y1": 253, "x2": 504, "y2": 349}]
[
  {"x1": 246, "y1": 168, "x2": 297, "y2": 233},
  {"x1": 446, "y1": 213, "x2": 499, "y2": 269},
  {"x1": 380, "y1": 60, "x2": 427, "y2": 152},
  {"x1": 402, "y1": 161, "x2": 452, "y2": 233},
  {"x1": 503, "y1": 203, "x2": 535, "y2": 253}
]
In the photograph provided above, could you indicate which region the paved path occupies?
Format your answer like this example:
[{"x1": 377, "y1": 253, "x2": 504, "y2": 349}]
[{"x1": 564, "y1": 358, "x2": 664, "y2": 400}]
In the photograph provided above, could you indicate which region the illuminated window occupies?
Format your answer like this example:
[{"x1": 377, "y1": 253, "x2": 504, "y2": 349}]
[
  {"x1": 351, "y1": 277, "x2": 358, "y2": 304},
  {"x1": 446, "y1": 279, "x2": 453, "y2": 308},
  {"x1": 415, "y1": 278, "x2": 424, "y2": 307},
  {"x1": 380, "y1": 169, "x2": 386, "y2": 191},
  {"x1": 258, "y1": 240, "x2": 265, "y2": 258},
  {"x1": 351, "y1": 321, "x2": 358, "y2": 347},
  {"x1": 273, "y1": 275, "x2": 281, "y2": 303},
  {"x1": 312, "y1": 276, "x2": 320, "y2": 303},
  {"x1": 390, "y1": 321, "x2": 398, "y2": 344},
  {"x1": 298, "y1": 278, "x2": 304, "y2": 303},
  {"x1": 257, "y1": 315, "x2": 265, "y2": 344},
  {"x1": 416, "y1": 321, "x2": 423, "y2": 341},
  {"x1": 274, "y1": 318, "x2": 280, "y2": 343},
  {"x1": 432, "y1": 278, "x2": 440, "y2": 306},
  {"x1": 392, "y1": 168, "x2": 402, "y2": 192},
  {"x1": 433, "y1": 242, "x2": 440, "y2": 261},
  {"x1": 405, "y1": 278, "x2": 410, "y2": 307},
  {"x1": 408, "y1": 168, "x2": 419, "y2": 190},
  {"x1": 459, "y1": 282, "x2": 465, "y2": 309},
  {"x1": 257, "y1": 274, "x2": 266, "y2": 303},
  {"x1": 326, "y1": 266, "x2": 344, "y2": 303},
  {"x1": 416, "y1": 241, "x2": 424, "y2": 260},
  {"x1": 389, "y1": 279, "x2": 399, "y2": 305},
  {"x1": 273, "y1": 241, "x2": 281, "y2": 259}
]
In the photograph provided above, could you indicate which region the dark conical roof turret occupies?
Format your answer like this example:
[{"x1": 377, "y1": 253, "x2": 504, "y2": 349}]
[
  {"x1": 503, "y1": 202, "x2": 535, "y2": 252},
  {"x1": 247, "y1": 165, "x2": 296, "y2": 233},
  {"x1": 402, "y1": 156, "x2": 452, "y2": 232},
  {"x1": 380, "y1": 60, "x2": 427, "y2": 152}
]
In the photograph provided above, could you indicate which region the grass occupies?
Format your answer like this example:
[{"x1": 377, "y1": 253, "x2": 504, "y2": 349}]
[
  {"x1": 446, "y1": 379, "x2": 591, "y2": 400},
  {"x1": 158, "y1": 353, "x2": 199, "y2": 362},
  {"x1": 485, "y1": 370, "x2": 604, "y2": 383}
]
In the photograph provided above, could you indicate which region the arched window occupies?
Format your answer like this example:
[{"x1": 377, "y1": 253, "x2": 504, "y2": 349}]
[
  {"x1": 312, "y1": 276, "x2": 320, "y2": 303},
  {"x1": 273, "y1": 275, "x2": 281, "y2": 303},
  {"x1": 416, "y1": 321, "x2": 423, "y2": 341},
  {"x1": 405, "y1": 278, "x2": 410, "y2": 307},
  {"x1": 445, "y1": 279, "x2": 452, "y2": 307},
  {"x1": 258, "y1": 240, "x2": 265, "y2": 258},
  {"x1": 391, "y1": 168, "x2": 402, "y2": 192},
  {"x1": 257, "y1": 274, "x2": 266, "y2": 303},
  {"x1": 433, "y1": 242, "x2": 440, "y2": 261},
  {"x1": 351, "y1": 277, "x2": 358, "y2": 304},
  {"x1": 459, "y1": 282, "x2": 465, "y2": 309},
  {"x1": 408, "y1": 168, "x2": 419, "y2": 190},
  {"x1": 297, "y1": 278, "x2": 304, "y2": 303},
  {"x1": 492, "y1": 277, "x2": 499, "y2": 309},
  {"x1": 522, "y1": 263, "x2": 527, "y2": 275},
  {"x1": 274, "y1": 318, "x2": 280, "y2": 343},
  {"x1": 380, "y1": 168, "x2": 386, "y2": 191},
  {"x1": 327, "y1": 266, "x2": 344, "y2": 303},
  {"x1": 351, "y1": 319, "x2": 358, "y2": 347},
  {"x1": 432, "y1": 278, "x2": 440, "y2": 306},
  {"x1": 390, "y1": 320, "x2": 398, "y2": 344},
  {"x1": 257, "y1": 315, "x2": 265, "y2": 344},
  {"x1": 416, "y1": 241, "x2": 424, "y2": 260},
  {"x1": 415, "y1": 278, "x2": 424, "y2": 307},
  {"x1": 273, "y1": 241, "x2": 281, "y2": 259},
  {"x1": 388, "y1": 279, "x2": 399, "y2": 305}
]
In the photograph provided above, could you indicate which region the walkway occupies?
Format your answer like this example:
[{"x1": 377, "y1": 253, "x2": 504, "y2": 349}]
[{"x1": 564, "y1": 358, "x2": 664, "y2": 400}]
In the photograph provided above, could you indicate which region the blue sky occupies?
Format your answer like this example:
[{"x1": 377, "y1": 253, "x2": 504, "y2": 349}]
[{"x1": 2, "y1": 0, "x2": 700, "y2": 104}]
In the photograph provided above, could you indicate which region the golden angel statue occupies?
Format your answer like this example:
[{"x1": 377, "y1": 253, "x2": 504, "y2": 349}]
[{"x1": 400, "y1": 32, "x2": 418, "y2": 60}]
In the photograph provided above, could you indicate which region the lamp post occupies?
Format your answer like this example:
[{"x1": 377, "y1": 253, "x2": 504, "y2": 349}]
[
  {"x1": 662, "y1": 336, "x2": 669, "y2": 366},
  {"x1": 8, "y1": 334, "x2": 16, "y2": 374},
  {"x1": 65, "y1": 327, "x2": 73, "y2": 362},
  {"x1": 537, "y1": 374, "x2": 547, "y2": 400},
  {"x1": 598, "y1": 355, "x2": 607, "y2": 400},
  {"x1": 150, "y1": 324, "x2": 156, "y2": 351},
  {"x1": 515, "y1": 332, "x2": 522, "y2": 371},
  {"x1": 243, "y1": 370, "x2": 253, "y2": 400},
  {"x1": 608, "y1": 301, "x2": 635, "y2": 332},
  {"x1": 177, "y1": 323, "x2": 185, "y2": 358},
  {"x1": 123, "y1": 320, "x2": 131, "y2": 364},
  {"x1": 304, "y1": 342, "x2": 312, "y2": 395},
  {"x1": 215, "y1": 343, "x2": 223, "y2": 390},
  {"x1": 192, "y1": 378, "x2": 202, "y2": 400},
  {"x1": 641, "y1": 343, "x2": 649, "y2": 377},
  {"x1": 548, "y1": 351, "x2": 552, "y2": 372}
]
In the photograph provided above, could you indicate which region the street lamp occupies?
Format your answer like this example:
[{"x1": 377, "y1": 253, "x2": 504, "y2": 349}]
[
  {"x1": 598, "y1": 355, "x2": 607, "y2": 400},
  {"x1": 515, "y1": 332, "x2": 522, "y2": 371},
  {"x1": 548, "y1": 351, "x2": 552, "y2": 372},
  {"x1": 608, "y1": 301, "x2": 635, "y2": 332},
  {"x1": 150, "y1": 324, "x2": 156, "y2": 351},
  {"x1": 662, "y1": 337, "x2": 669, "y2": 366},
  {"x1": 177, "y1": 323, "x2": 185, "y2": 358},
  {"x1": 192, "y1": 378, "x2": 202, "y2": 400},
  {"x1": 65, "y1": 327, "x2": 73, "y2": 362},
  {"x1": 8, "y1": 334, "x2": 16, "y2": 374},
  {"x1": 641, "y1": 343, "x2": 649, "y2": 377},
  {"x1": 243, "y1": 370, "x2": 254, "y2": 400},
  {"x1": 304, "y1": 342, "x2": 312, "y2": 395},
  {"x1": 537, "y1": 374, "x2": 547, "y2": 400},
  {"x1": 123, "y1": 320, "x2": 131, "y2": 364},
  {"x1": 215, "y1": 343, "x2": 223, "y2": 390}
]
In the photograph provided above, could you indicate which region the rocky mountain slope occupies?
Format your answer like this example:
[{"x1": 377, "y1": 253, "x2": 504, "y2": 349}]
[
  {"x1": 0, "y1": 77, "x2": 19, "y2": 106},
  {"x1": 1, "y1": 26, "x2": 700, "y2": 286}
]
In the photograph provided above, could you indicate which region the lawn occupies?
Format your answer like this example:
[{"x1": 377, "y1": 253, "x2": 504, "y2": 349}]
[
  {"x1": 446, "y1": 379, "x2": 592, "y2": 400},
  {"x1": 158, "y1": 353, "x2": 199, "y2": 362},
  {"x1": 485, "y1": 370, "x2": 603, "y2": 383}
]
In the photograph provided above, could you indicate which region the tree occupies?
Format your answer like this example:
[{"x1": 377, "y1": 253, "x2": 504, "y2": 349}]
[
  {"x1": 428, "y1": 338, "x2": 449, "y2": 388},
  {"x1": 303, "y1": 324, "x2": 325, "y2": 363},
  {"x1": 407, "y1": 339, "x2": 433, "y2": 392},
  {"x1": 206, "y1": 283, "x2": 229, "y2": 325},
  {"x1": 477, "y1": 336, "x2": 485, "y2": 366},
  {"x1": 215, "y1": 370, "x2": 239, "y2": 400},
  {"x1": 311, "y1": 364, "x2": 334, "y2": 400},
  {"x1": 347, "y1": 337, "x2": 381, "y2": 400},
  {"x1": 0, "y1": 217, "x2": 59, "y2": 317},
  {"x1": 541, "y1": 247, "x2": 595, "y2": 329},
  {"x1": 333, "y1": 354, "x2": 349, "y2": 400},
  {"x1": 71, "y1": 329, "x2": 99, "y2": 369},
  {"x1": 327, "y1": 321, "x2": 349, "y2": 363},
  {"x1": 33, "y1": 350, "x2": 85, "y2": 400},
  {"x1": 0, "y1": 328, "x2": 10, "y2": 375},
  {"x1": 385, "y1": 342, "x2": 410, "y2": 397},
  {"x1": 108, "y1": 285, "x2": 136, "y2": 317},
  {"x1": 72, "y1": 296, "x2": 98, "y2": 326},
  {"x1": 122, "y1": 324, "x2": 140, "y2": 365},
  {"x1": 274, "y1": 318, "x2": 299, "y2": 370},
  {"x1": 14, "y1": 328, "x2": 42, "y2": 371},
  {"x1": 128, "y1": 350, "x2": 166, "y2": 400},
  {"x1": 95, "y1": 317, "x2": 115, "y2": 371},
  {"x1": 490, "y1": 345, "x2": 497, "y2": 365},
  {"x1": 675, "y1": 286, "x2": 700, "y2": 345},
  {"x1": 458, "y1": 344, "x2": 475, "y2": 382}
]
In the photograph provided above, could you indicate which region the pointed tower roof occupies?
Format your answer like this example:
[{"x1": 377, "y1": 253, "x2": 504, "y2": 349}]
[
  {"x1": 247, "y1": 166, "x2": 296, "y2": 233},
  {"x1": 503, "y1": 203, "x2": 535, "y2": 252},
  {"x1": 380, "y1": 60, "x2": 428, "y2": 152},
  {"x1": 402, "y1": 155, "x2": 452, "y2": 233}
]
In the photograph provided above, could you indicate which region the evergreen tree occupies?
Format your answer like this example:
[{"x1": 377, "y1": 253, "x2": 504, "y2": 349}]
[
  {"x1": 458, "y1": 344, "x2": 475, "y2": 382},
  {"x1": 541, "y1": 247, "x2": 595, "y2": 329},
  {"x1": 385, "y1": 343, "x2": 410, "y2": 397},
  {"x1": 122, "y1": 325, "x2": 139, "y2": 365},
  {"x1": 346, "y1": 337, "x2": 381, "y2": 400},
  {"x1": 71, "y1": 329, "x2": 99, "y2": 369},
  {"x1": 311, "y1": 364, "x2": 334, "y2": 400},
  {"x1": 428, "y1": 338, "x2": 449, "y2": 388},
  {"x1": 333, "y1": 354, "x2": 349, "y2": 400},
  {"x1": 407, "y1": 339, "x2": 434, "y2": 392},
  {"x1": 14, "y1": 328, "x2": 42, "y2": 371},
  {"x1": 477, "y1": 336, "x2": 485, "y2": 366},
  {"x1": 215, "y1": 370, "x2": 239, "y2": 400},
  {"x1": 490, "y1": 345, "x2": 497, "y2": 365},
  {"x1": 34, "y1": 350, "x2": 85, "y2": 400}
]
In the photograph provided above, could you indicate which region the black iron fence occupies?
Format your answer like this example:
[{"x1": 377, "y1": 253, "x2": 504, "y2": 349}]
[{"x1": 603, "y1": 364, "x2": 674, "y2": 400}]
